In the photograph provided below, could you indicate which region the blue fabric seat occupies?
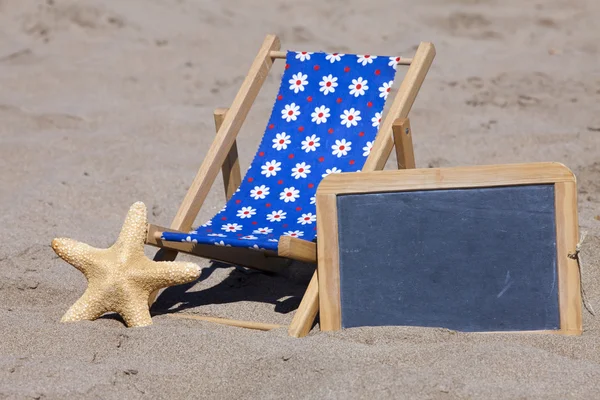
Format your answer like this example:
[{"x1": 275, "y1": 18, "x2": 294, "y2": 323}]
[{"x1": 161, "y1": 51, "x2": 398, "y2": 251}]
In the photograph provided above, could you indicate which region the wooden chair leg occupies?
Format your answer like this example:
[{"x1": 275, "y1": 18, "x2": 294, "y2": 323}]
[
  {"x1": 277, "y1": 237, "x2": 319, "y2": 337},
  {"x1": 393, "y1": 118, "x2": 416, "y2": 170},
  {"x1": 288, "y1": 272, "x2": 319, "y2": 337},
  {"x1": 214, "y1": 108, "x2": 242, "y2": 200}
]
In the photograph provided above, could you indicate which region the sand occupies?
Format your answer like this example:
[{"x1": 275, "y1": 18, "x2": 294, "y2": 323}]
[{"x1": 1, "y1": 0, "x2": 600, "y2": 398}]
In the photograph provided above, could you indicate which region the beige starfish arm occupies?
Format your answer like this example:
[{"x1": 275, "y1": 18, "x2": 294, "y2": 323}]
[
  {"x1": 61, "y1": 289, "x2": 109, "y2": 323},
  {"x1": 52, "y1": 237, "x2": 103, "y2": 276},
  {"x1": 113, "y1": 202, "x2": 149, "y2": 258},
  {"x1": 131, "y1": 260, "x2": 201, "y2": 292},
  {"x1": 114, "y1": 292, "x2": 154, "y2": 327}
]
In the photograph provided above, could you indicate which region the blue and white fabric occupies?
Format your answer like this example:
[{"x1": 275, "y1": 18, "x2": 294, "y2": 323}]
[{"x1": 161, "y1": 51, "x2": 399, "y2": 251}]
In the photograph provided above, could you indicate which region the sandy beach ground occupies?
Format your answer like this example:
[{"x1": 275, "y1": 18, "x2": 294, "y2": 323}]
[{"x1": 1, "y1": 0, "x2": 599, "y2": 398}]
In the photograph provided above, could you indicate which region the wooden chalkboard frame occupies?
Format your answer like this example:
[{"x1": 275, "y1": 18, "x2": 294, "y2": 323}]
[{"x1": 316, "y1": 162, "x2": 582, "y2": 335}]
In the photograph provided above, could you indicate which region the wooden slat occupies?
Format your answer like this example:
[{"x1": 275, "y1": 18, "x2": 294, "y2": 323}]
[
  {"x1": 392, "y1": 118, "x2": 415, "y2": 169},
  {"x1": 288, "y1": 273, "x2": 319, "y2": 337},
  {"x1": 317, "y1": 162, "x2": 577, "y2": 196},
  {"x1": 146, "y1": 224, "x2": 289, "y2": 274},
  {"x1": 170, "y1": 34, "x2": 280, "y2": 232},
  {"x1": 278, "y1": 236, "x2": 317, "y2": 263},
  {"x1": 214, "y1": 108, "x2": 242, "y2": 200},
  {"x1": 316, "y1": 193, "x2": 342, "y2": 331},
  {"x1": 554, "y1": 181, "x2": 583, "y2": 335},
  {"x1": 167, "y1": 313, "x2": 282, "y2": 331},
  {"x1": 363, "y1": 42, "x2": 435, "y2": 172},
  {"x1": 269, "y1": 50, "x2": 412, "y2": 65}
]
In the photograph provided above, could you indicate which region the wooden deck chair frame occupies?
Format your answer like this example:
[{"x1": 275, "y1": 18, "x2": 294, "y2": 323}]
[{"x1": 146, "y1": 34, "x2": 436, "y2": 337}]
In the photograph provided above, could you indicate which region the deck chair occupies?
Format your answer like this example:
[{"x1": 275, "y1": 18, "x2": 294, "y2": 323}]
[{"x1": 146, "y1": 34, "x2": 435, "y2": 337}]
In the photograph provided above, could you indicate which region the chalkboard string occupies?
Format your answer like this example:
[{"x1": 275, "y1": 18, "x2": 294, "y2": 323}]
[{"x1": 568, "y1": 231, "x2": 596, "y2": 316}]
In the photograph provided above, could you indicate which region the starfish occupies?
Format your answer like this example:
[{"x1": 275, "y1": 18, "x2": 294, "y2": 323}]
[{"x1": 52, "y1": 201, "x2": 200, "y2": 327}]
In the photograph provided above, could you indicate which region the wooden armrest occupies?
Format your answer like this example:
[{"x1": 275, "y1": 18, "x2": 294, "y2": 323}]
[{"x1": 278, "y1": 236, "x2": 317, "y2": 263}]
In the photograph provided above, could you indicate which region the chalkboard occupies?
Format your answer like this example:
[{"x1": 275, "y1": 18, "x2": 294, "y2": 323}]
[
  {"x1": 337, "y1": 185, "x2": 558, "y2": 331},
  {"x1": 316, "y1": 163, "x2": 582, "y2": 335}
]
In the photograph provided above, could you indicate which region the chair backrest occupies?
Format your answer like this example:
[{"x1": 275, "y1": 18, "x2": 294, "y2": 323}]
[{"x1": 200, "y1": 51, "x2": 399, "y2": 248}]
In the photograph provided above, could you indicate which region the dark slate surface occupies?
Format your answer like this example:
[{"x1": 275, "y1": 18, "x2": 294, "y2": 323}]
[{"x1": 336, "y1": 184, "x2": 559, "y2": 332}]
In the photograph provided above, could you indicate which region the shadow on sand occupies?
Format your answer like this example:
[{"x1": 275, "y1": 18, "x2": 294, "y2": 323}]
[{"x1": 149, "y1": 259, "x2": 316, "y2": 317}]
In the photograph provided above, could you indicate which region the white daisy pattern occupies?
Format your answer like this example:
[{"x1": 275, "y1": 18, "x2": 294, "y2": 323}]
[
  {"x1": 388, "y1": 56, "x2": 401, "y2": 70},
  {"x1": 282, "y1": 103, "x2": 300, "y2": 122},
  {"x1": 222, "y1": 223, "x2": 243, "y2": 232},
  {"x1": 295, "y1": 51, "x2": 313, "y2": 62},
  {"x1": 272, "y1": 132, "x2": 291, "y2": 151},
  {"x1": 357, "y1": 54, "x2": 377, "y2": 66},
  {"x1": 371, "y1": 112, "x2": 382, "y2": 128},
  {"x1": 340, "y1": 108, "x2": 361, "y2": 128},
  {"x1": 379, "y1": 81, "x2": 393, "y2": 100},
  {"x1": 291, "y1": 162, "x2": 311, "y2": 179},
  {"x1": 250, "y1": 185, "x2": 270, "y2": 200},
  {"x1": 159, "y1": 52, "x2": 397, "y2": 251},
  {"x1": 325, "y1": 53, "x2": 344, "y2": 63},
  {"x1": 349, "y1": 77, "x2": 369, "y2": 97},
  {"x1": 289, "y1": 72, "x2": 308, "y2": 93},
  {"x1": 332, "y1": 139, "x2": 352, "y2": 158},
  {"x1": 236, "y1": 206, "x2": 256, "y2": 219},
  {"x1": 267, "y1": 210, "x2": 287, "y2": 222},
  {"x1": 297, "y1": 213, "x2": 316, "y2": 225},
  {"x1": 301, "y1": 134, "x2": 321, "y2": 152},
  {"x1": 280, "y1": 187, "x2": 300, "y2": 202},
  {"x1": 182, "y1": 236, "x2": 198, "y2": 243},
  {"x1": 311, "y1": 105, "x2": 330, "y2": 124},
  {"x1": 253, "y1": 227, "x2": 273, "y2": 235},
  {"x1": 283, "y1": 230, "x2": 304, "y2": 238},
  {"x1": 322, "y1": 167, "x2": 342, "y2": 177},
  {"x1": 261, "y1": 160, "x2": 281, "y2": 178},
  {"x1": 319, "y1": 74, "x2": 338, "y2": 95},
  {"x1": 363, "y1": 141, "x2": 373, "y2": 156}
]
